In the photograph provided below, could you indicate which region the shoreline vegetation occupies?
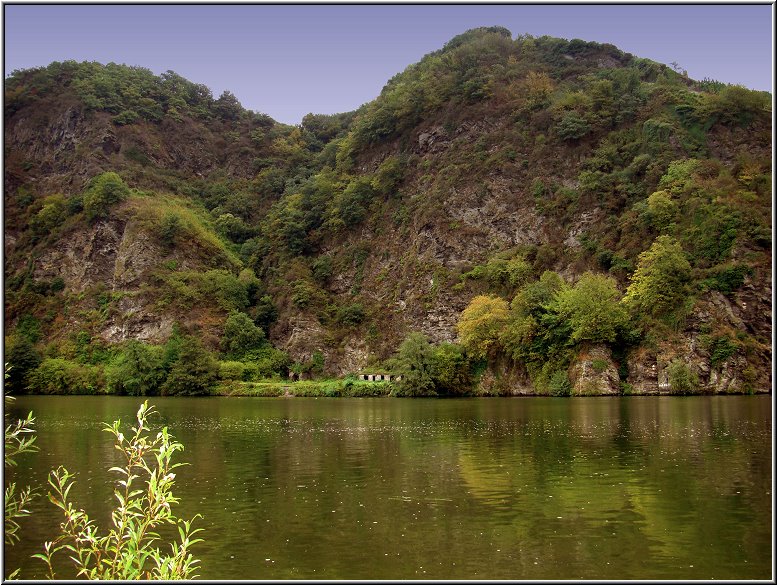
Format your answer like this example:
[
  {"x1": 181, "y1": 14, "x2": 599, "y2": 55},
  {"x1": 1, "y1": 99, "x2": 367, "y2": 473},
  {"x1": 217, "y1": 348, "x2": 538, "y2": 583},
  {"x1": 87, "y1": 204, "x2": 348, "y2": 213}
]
[
  {"x1": 15, "y1": 377, "x2": 766, "y2": 398},
  {"x1": 208, "y1": 380, "x2": 769, "y2": 398}
]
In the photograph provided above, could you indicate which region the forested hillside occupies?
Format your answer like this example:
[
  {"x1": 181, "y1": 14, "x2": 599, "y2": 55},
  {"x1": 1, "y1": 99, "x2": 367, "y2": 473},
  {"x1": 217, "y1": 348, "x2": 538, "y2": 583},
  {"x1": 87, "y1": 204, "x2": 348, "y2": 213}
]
[{"x1": 4, "y1": 27, "x2": 772, "y2": 396}]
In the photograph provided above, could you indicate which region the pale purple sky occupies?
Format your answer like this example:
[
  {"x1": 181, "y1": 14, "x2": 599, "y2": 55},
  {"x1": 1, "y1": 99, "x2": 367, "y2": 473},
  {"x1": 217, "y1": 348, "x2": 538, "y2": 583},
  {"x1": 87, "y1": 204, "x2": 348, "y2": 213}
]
[{"x1": 3, "y1": 4, "x2": 774, "y2": 124}]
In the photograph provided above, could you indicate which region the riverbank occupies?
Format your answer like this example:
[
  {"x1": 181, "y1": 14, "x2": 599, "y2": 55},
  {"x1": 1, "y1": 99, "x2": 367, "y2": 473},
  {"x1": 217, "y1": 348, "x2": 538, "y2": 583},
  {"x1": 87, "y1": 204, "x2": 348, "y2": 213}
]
[
  {"x1": 212, "y1": 378, "x2": 765, "y2": 398},
  {"x1": 215, "y1": 378, "x2": 394, "y2": 397}
]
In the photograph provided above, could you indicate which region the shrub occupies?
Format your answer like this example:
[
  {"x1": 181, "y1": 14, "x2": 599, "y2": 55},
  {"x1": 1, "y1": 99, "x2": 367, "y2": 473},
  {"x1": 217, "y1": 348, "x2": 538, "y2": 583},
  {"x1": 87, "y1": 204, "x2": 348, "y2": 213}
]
[
  {"x1": 157, "y1": 212, "x2": 182, "y2": 248},
  {"x1": 548, "y1": 369, "x2": 572, "y2": 396},
  {"x1": 249, "y1": 346, "x2": 291, "y2": 379},
  {"x1": 701, "y1": 264, "x2": 753, "y2": 296},
  {"x1": 336, "y1": 303, "x2": 365, "y2": 326},
  {"x1": 708, "y1": 336, "x2": 738, "y2": 368},
  {"x1": 112, "y1": 110, "x2": 140, "y2": 125},
  {"x1": 219, "y1": 360, "x2": 247, "y2": 381},
  {"x1": 83, "y1": 172, "x2": 130, "y2": 221},
  {"x1": 311, "y1": 255, "x2": 333, "y2": 285},
  {"x1": 667, "y1": 359, "x2": 699, "y2": 394},
  {"x1": 26, "y1": 358, "x2": 102, "y2": 395},
  {"x1": 34, "y1": 402, "x2": 203, "y2": 580},
  {"x1": 222, "y1": 311, "x2": 265, "y2": 358},
  {"x1": 4, "y1": 372, "x2": 38, "y2": 566}
]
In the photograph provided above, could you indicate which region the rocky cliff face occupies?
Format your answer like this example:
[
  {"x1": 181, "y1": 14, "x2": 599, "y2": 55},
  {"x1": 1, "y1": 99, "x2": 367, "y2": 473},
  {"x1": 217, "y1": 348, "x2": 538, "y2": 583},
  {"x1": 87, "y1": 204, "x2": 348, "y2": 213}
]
[{"x1": 4, "y1": 33, "x2": 772, "y2": 395}]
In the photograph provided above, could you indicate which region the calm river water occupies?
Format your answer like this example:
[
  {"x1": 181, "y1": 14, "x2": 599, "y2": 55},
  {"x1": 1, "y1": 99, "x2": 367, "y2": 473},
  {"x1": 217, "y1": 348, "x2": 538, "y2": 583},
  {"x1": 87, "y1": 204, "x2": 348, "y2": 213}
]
[{"x1": 3, "y1": 395, "x2": 772, "y2": 580}]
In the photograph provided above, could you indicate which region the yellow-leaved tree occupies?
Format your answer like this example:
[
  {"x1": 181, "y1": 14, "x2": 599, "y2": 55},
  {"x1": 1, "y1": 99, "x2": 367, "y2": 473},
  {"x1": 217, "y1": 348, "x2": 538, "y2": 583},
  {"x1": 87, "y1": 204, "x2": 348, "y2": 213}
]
[{"x1": 457, "y1": 295, "x2": 510, "y2": 360}]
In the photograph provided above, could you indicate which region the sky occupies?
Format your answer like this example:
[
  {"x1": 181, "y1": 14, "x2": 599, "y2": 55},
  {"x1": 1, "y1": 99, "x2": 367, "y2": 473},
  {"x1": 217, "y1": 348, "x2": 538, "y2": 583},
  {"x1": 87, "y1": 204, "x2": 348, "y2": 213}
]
[{"x1": 3, "y1": 4, "x2": 774, "y2": 125}]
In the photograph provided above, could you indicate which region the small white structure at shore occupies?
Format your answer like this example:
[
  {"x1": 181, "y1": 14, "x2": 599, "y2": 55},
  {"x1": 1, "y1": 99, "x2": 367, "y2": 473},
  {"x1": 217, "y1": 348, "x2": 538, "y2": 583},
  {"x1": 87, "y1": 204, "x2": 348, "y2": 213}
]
[{"x1": 358, "y1": 374, "x2": 401, "y2": 382}]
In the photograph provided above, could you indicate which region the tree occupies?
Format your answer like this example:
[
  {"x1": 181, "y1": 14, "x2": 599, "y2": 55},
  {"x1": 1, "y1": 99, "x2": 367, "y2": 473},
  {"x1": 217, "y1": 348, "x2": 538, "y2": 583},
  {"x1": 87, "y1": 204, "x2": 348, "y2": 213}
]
[
  {"x1": 644, "y1": 190, "x2": 677, "y2": 232},
  {"x1": 457, "y1": 295, "x2": 510, "y2": 360},
  {"x1": 336, "y1": 178, "x2": 374, "y2": 226},
  {"x1": 556, "y1": 112, "x2": 590, "y2": 141},
  {"x1": 623, "y1": 235, "x2": 692, "y2": 318},
  {"x1": 4, "y1": 335, "x2": 41, "y2": 393},
  {"x1": 214, "y1": 90, "x2": 243, "y2": 121},
  {"x1": 221, "y1": 311, "x2": 265, "y2": 358},
  {"x1": 431, "y1": 343, "x2": 472, "y2": 395},
  {"x1": 105, "y1": 340, "x2": 166, "y2": 396},
  {"x1": 548, "y1": 272, "x2": 628, "y2": 344},
  {"x1": 30, "y1": 194, "x2": 68, "y2": 238},
  {"x1": 214, "y1": 213, "x2": 253, "y2": 244},
  {"x1": 83, "y1": 172, "x2": 130, "y2": 221},
  {"x1": 252, "y1": 295, "x2": 279, "y2": 332},
  {"x1": 162, "y1": 337, "x2": 218, "y2": 396},
  {"x1": 392, "y1": 333, "x2": 436, "y2": 396},
  {"x1": 523, "y1": 71, "x2": 554, "y2": 110},
  {"x1": 371, "y1": 155, "x2": 405, "y2": 196}
]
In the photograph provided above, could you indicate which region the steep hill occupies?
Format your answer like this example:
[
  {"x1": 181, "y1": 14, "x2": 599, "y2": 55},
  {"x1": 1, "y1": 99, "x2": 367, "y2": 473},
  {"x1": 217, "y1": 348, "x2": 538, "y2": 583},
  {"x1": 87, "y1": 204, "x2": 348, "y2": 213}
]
[{"x1": 4, "y1": 28, "x2": 772, "y2": 396}]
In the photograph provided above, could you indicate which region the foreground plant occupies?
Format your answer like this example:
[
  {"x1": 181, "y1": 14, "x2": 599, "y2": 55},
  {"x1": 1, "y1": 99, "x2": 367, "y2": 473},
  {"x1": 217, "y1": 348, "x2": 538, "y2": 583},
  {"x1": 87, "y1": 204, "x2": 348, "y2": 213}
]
[
  {"x1": 34, "y1": 401, "x2": 203, "y2": 580},
  {"x1": 4, "y1": 363, "x2": 39, "y2": 578},
  {"x1": 4, "y1": 398, "x2": 38, "y2": 547}
]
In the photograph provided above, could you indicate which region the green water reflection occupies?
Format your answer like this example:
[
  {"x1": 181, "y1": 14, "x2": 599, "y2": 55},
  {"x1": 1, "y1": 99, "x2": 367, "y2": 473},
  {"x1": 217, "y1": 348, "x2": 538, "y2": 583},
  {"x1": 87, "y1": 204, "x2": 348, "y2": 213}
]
[{"x1": 3, "y1": 395, "x2": 771, "y2": 579}]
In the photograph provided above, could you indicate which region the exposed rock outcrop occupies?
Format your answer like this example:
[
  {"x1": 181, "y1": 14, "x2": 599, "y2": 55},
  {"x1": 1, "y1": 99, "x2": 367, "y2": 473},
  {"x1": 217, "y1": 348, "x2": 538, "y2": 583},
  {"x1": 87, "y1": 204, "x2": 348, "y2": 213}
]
[{"x1": 569, "y1": 345, "x2": 620, "y2": 396}]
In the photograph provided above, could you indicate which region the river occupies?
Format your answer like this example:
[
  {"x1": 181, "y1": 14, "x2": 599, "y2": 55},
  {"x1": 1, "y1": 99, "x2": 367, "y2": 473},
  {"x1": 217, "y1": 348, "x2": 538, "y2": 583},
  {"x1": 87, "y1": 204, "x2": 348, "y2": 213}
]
[{"x1": 3, "y1": 395, "x2": 771, "y2": 579}]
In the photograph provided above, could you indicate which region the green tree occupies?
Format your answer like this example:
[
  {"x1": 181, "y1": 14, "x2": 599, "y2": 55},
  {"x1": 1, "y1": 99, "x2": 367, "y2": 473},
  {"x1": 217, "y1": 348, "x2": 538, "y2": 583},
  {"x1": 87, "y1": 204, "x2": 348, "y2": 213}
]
[
  {"x1": 644, "y1": 190, "x2": 678, "y2": 232},
  {"x1": 83, "y1": 172, "x2": 130, "y2": 221},
  {"x1": 25, "y1": 358, "x2": 101, "y2": 395},
  {"x1": 214, "y1": 213, "x2": 253, "y2": 244},
  {"x1": 221, "y1": 311, "x2": 265, "y2": 358},
  {"x1": 556, "y1": 112, "x2": 590, "y2": 141},
  {"x1": 548, "y1": 272, "x2": 628, "y2": 344},
  {"x1": 457, "y1": 295, "x2": 510, "y2": 360},
  {"x1": 392, "y1": 333, "x2": 436, "y2": 396},
  {"x1": 214, "y1": 90, "x2": 243, "y2": 121},
  {"x1": 623, "y1": 235, "x2": 692, "y2": 318},
  {"x1": 4, "y1": 335, "x2": 41, "y2": 393},
  {"x1": 162, "y1": 337, "x2": 218, "y2": 396},
  {"x1": 252, "y1": 295, "x2": 279, "y2": 332},
  {"x1": 371, "y1": 155, "x2": 405, "y2": 196},
  {"x1": 337, "y1": 178, "x2": 374, "y2": 226},
  {"x1": 105, "y1": 340, "x2": 166, "y2": 396},
  {"x1": 30, "y1": 194, "x2": 68, "y2": 237},
  {"x1": 431, "y1": 343, "x2": 472, "y2": 395}
]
